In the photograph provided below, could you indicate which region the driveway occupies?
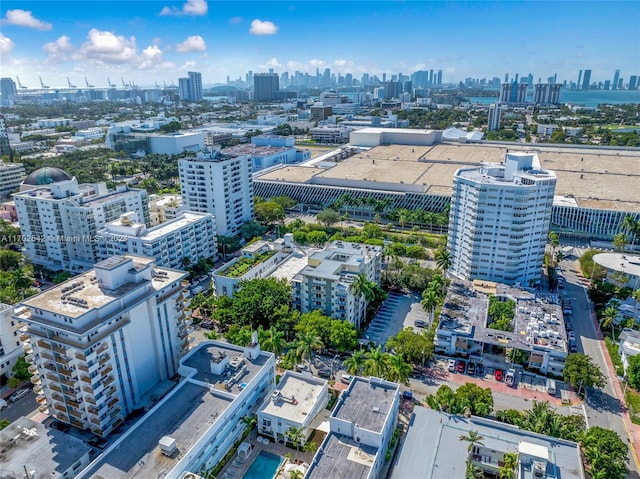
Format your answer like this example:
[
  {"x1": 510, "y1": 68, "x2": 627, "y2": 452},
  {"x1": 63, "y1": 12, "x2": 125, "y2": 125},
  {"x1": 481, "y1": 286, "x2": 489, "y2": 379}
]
[{"x1": 364, "y1": 292, "x2": 429, "y2": 347}]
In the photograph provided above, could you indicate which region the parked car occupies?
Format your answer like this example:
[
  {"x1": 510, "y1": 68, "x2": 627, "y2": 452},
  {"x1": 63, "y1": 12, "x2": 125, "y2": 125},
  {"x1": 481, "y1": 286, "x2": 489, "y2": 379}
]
[
  {"x1": 568, "y1": 331, "x2": 576, "y2": 341},
  {"x1": 317, "y1": 368, "x2": 331, "y2": 379},
  {"x1": 0, "y1": 399, "x2": 7, "y2": 410},
  {"x1": 505, "y1": 369, "x2": 516, "y2": 387},
  {"x1": 414, "y1": 319, "x2": 426, "y2": 328},
  {"x1": 447, "y1": 359, "x2": 456, "y2": 373},
  {"x1": 466, "y1": 362, "x2": 476, "y2": 375},
  {"x1": 455, "y1": 360, "x2": 466, "y2": 373},
  {"x1": 402, "y1": 391, "x2": 414, "y2": 400},
  {"x1": 341, "y1": 374, "x2": 353, "y2": 384},
  {"x1": 569, "y1": 341, "x2": 578, "y2": 353},
  {"x1": 565, "y1": 320, "x2": 573, "y2": 331},
  {"x1": 494, "y1": 369, "x2": 504, "y2": 382},
  {"x1": 476, "y1": 364, "x2": 485, "y2": 378},
  {"x1": 546, "y1": 379, "x2": 557, "y2": 396},
  {"x1": 9, "y1": 388, "x2": 29, "y2": 403}
]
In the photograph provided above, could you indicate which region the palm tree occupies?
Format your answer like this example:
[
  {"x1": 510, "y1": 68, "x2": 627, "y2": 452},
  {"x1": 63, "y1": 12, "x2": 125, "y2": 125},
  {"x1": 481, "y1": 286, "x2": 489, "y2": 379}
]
[
  {"x1": 9, "y1": 268, "x2": 34, "y2": 300},
  {"x1": 289, "y1": 471, "x2": 304, "y2": 479},
  {"x1": 398, "y1": 210, "x2": 408, "y2": 231},
  {"x1": 364, "y1": 346, "x2": 390, "y2": 378},
  {"x1": 434, "y1": 248, "x2": 452, "y2": 273},
  {"x1": 296, "y1": 331, "x2": 323, "y2": 370},
  {"x1": 241, "y1": 415, "x2": 256, "y2": 432},
  {"x1": 429, "y1": 274, "x2": 446, "y2": 297},
  {"x1": 499, "y1": 452, "x2": 519, "y2": 479},
  {"x1": 613, "y1": 233, "x2": 628, "y2": 252},
  {"x1": 343, "y1": 349, "x2": 365, "y2": 375},
  {"x1": 386, "y1": 353, "x2": 412, "y2": 383},
  {"x1": 633, "y1": 289, "x2": 640, "y2": 325},
  {"x1": 350, "y1": 273, "x2": 376, "y2": 303},
  {"x1": 621, "y1": 215, "x2": 640, "y2": 248},
  {"x1": 601, "y1": 302, "x2": 620, "y2": 337},
  {"x1": 262, "y1": 328, "x2": 287, "y2": 356},
  {"x1": 286, "y1": 426, "x2": 306, "y2": 451},
  {"x1": 421, "y1": 289, "x2": 440, "y2": 324},
  {"x1": 459, "y1": 429, "x2": 485, "y2": 453}
]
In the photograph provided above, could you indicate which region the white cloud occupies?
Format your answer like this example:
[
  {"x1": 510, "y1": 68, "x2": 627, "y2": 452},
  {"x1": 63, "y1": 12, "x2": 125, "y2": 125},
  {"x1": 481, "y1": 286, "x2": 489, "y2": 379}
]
[
  {"x1": 259, "y1": 57, "x2": 282, "y2": 70},
  {"x1": 2, "y1": 9, "x2": 52, "y2": 30},
  {"x1": 0, "y1": 33, "x2": 15, "y2": 54},
  {"x1": 138, "y1": 45, "x2": 175, "y2": 70},
  {"x1": 250, "y1": 19, "x2": 278, "y2": 35},
  {"x1": 43, "y1": 35, "x2": 75, "y2": 62},
  {"x1": 160, "y1": 0, "x2": 208, "y2": 17},
  {"x1": 229, "y1": 16, "x2": 243, "y2": 25},
  {"x1": 77, "y1": 29, "x2": 137, "y2": 64},
  {"x1": 175, "y1": 35, "x2": 206, "y2": 53}
]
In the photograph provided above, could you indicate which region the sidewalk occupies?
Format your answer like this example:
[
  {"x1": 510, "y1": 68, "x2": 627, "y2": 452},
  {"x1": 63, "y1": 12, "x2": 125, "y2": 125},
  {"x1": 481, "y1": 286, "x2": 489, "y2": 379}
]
[{"x1": 590, "y1": 307, "x2": 640, "y2": 469}]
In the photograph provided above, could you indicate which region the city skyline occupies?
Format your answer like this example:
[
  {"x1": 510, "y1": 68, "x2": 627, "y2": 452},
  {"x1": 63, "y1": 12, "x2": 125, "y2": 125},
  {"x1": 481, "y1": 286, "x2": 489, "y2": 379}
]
[{"x1": 1, "y1": 1, "x2": 639, "y2": 89}]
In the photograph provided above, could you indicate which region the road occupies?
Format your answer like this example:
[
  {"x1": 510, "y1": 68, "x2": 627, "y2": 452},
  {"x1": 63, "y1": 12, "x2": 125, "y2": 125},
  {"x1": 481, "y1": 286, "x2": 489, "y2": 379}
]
[
  {"x1": 0, "y1": 389, "x2": 38, "y2": 423},
  {"x1": 559, "y1": 257, "x2": 639, "y2": 476}
]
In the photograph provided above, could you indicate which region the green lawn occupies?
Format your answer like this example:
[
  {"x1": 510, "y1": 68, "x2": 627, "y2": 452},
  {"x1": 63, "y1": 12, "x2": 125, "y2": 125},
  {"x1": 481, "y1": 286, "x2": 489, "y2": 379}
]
[
  {"x1": 601, "y1": 124, "x2": 640, "y2": 130},
  {"x1": 605, "y1": 337, "x2": 625, "y2": 377},
  {"x1": 625, "y1": 389, "x2": 640, "y2": 425}
]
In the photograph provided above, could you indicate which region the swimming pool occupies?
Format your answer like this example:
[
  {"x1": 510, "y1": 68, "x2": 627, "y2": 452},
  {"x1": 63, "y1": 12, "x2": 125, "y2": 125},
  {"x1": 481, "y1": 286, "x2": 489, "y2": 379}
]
[{"x1": 242, "y1": 451, "x2": 284, "y2": 479}]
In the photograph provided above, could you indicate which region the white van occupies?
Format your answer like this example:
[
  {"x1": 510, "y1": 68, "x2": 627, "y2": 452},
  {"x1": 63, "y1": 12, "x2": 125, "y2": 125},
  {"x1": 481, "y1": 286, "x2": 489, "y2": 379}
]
[
  {"x1": 341, "y1": 374, "x2": 353, "y2": 384},
  {"x1": 0, "y1": 398, "x2": 7, "y2": 410},
  {"x1": 546, "y1": 379, "x2": 557, "y2": 396}
]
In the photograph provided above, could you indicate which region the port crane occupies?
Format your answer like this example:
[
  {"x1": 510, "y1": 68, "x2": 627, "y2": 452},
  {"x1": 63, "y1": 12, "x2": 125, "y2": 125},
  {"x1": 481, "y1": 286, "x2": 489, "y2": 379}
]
[
  {"x1": 16, "y1": 76, "x2": 28, "y2": 90},
  {"x1": 85, "y1": 76, "x2": 94, "y2": 88},
  {"x1": 67, "y1": 77, "x2": 77, "y2": 88},
  {"x1": 39, "y1": 76, "x2": 50, "y2": 90}
]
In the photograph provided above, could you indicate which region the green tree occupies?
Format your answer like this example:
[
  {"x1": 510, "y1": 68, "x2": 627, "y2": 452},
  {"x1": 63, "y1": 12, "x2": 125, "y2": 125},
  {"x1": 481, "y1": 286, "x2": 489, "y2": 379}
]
[
  {"x1": 12, "y1": 355, "x2": 31, "y2": 381},
  {"x1": 316, "y1": 208, "x2": 340, "y2": 227},
  {"x1": 271, "y1": 196, "x2": 297, "y2": 210},
  {"x1": 455, "y1": 382, "x2": 494, "y2": 417},
  {"x1": 434, "y1": 247, "x2": 452, "y2": 273},
  {"x1": 364, "y1": 346, "x2": 390, "y2": 378},
  {"x1": 254, "y1": 201, "x2": 285, "y2": 225},
  {"x1": 0, "y1": 419, "x2": 10, "y2": 430},
  {"x1": 306, "y1": 230, "x2": 329, "y2": 246},
  {"x1": 581, "y1": 427, "x2": 628, "y2": 479},
  {"x1": 296, "y1": 331, "x2": 323, "y2": 369},
  {"x1": 421, "y1": 289, "x2": 440, "y2": 324},
  {"x1": 626, "y1": 354, "x2": 640, "y2": 389},
  {"x1": 0, "y1": 250, "x2": 22, "y2": 271},
  {"x1": 286, "y1": 426, "x2": 306, "y2": 451},
  {"x1": 261, "y1": 328, "x2": 287, "y2": 356},
  {"x1": 350, "y1": 273, "x2": 376, "y2": 303},
  {"x1": 563, "y1": 353, "x2": 605, "y2": 397},
  {"x1": 217, "y1": 278, "x2": 291, "y2": 329},
  {"x1": 329, "y1": 320, "x2": 358, "y2": 352},
  {"x1": 386, "y1": 327, "x2": 434, "y2": 365},
  {"x1": 459, "y1": 429, "x2": 484, "y2": 453},
  {"x1": 621, "y1": 215, "x2": 640, "y2": 248},
  {"x1": 499, "y1": 452, "x2": 519, "y2": 479},
  {"x1": 239, "y1": 220, "x2": 267, "y2": 241},
  {"x1": 612, "y1": 233, "x2": 628, "y2": 252},
  {"x1": 343, "y1": 350, "x2": 366, "y2": 376},
  {"x1": 600, "y1": 302, "x2": 619, "y2": 337},
  {"x1": 241, "y1": 415, "x2": 257, "y2": 432},
  {"x1": 385, "y1": 242, "x2": 407, "y2": 257},
  {"x1": 385, "y1": 353, "x2": 412, "y2": 383}
]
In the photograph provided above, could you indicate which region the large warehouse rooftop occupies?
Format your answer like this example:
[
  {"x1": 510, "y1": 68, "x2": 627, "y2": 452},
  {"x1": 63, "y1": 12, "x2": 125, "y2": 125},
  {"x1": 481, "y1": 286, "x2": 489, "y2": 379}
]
[{"x1": 255, "y1": 142, "x2": 640, "y2": 212}]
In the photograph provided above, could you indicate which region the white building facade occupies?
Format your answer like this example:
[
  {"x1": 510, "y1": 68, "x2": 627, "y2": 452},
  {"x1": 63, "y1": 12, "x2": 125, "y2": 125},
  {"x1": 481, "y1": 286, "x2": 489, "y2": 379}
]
[
  {"x1": 0, "y1": 161, "x2": 26, "y2": 198},
  {"x1": 15, "y1": 255, "x2": 191, "y2": 437},
  {"x1": 179, "y1": 150, "x2": 253, "y2": 235},
  {"x1": 96, "y1": 211, "x2": 217, "y2": 270},
  {"x1": 292, "y1": 241, "x2": 382, "y2": 328},
  {"x1": 448, "y1": 153, "x2": 556, "y2": 286},
  {"x1": 14, "y1": 171, "x2": 149, "y2": 272},
  {"x1": 0, "y1": 303, "x2": 21, "y2": 377}
]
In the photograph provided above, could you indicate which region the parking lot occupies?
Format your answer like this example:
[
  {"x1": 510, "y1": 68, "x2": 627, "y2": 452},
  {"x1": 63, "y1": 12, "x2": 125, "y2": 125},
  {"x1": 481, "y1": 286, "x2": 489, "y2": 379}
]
[{"x1": 364, "y1": 292, "x2": 430, "y2": 346}]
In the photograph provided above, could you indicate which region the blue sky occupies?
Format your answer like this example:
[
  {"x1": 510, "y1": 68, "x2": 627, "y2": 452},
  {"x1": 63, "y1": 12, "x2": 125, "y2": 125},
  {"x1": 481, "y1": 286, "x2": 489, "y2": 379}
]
[{"x1": 1, "y1": 1, "x2": 639, "y2": 88}]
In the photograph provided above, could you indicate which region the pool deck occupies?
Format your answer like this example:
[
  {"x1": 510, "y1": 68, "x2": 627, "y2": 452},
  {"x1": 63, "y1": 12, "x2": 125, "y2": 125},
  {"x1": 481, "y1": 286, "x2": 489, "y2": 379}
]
[{"x1": 219, "y1": 429, "x2": 318, "y2": 479}]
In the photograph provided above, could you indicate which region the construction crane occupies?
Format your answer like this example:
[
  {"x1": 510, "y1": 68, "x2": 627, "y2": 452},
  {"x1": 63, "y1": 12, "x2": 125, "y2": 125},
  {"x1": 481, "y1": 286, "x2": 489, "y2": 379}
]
[
  {"x1": 107, "y1": 77, "x2": 116, "y2": 88},
  {"x1": 121, "y1": 77, "x2": 129, "y2": 87},
  {"x1": 16, "y1": 76, "x2": 28, "y2": 90},
  {"x1": 155, "y1": 81, "x2": 160, "y2": 88},
  {"x1": 84, "y1": 76, "x2": 94, "y2": 88},
  {"x1": 67, "y1": 76, "x2": 77, "y2": 89},
  {"x1": 39, "y1": 76, "x2": 50, "y2": 90}
]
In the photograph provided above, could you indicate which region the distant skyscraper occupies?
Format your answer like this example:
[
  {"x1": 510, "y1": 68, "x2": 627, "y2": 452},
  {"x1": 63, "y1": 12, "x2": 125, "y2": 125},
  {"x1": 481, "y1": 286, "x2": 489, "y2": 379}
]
[
  {"x1": 499, "y1": 81, "x2": 527, "y2": 103},
  {"x1": 437, "y1": 69, "x2": 443, "y2": 85},
  {"x1": 0, "y1": 78, "x2": 17, "y2": 101},
  {"x1": 629, "y1": 75, "x2": 638, "y2": 91},
  {"x1": 178, "y1": 77, "x2": 190, "y2": 100},
  {"x1": 188, "y1": 71, "x2": 202, "y2": 101},
  {"x1": 582, "y1": 70, "x2": 591, "y2": 90},
  {"x1": 604, "y1": 80, "x2": 611, "y2": 91},
  {"x1": 533, "y1": 84, "x2": 562, "y2": 105},
  {"x1": 612, "y1": 69, "x2": 620, "y2": 90},
  {"x1": 253, "y1": 73, "x2": 279, "y2": 101},
  {"x1": 429, "y1": 69, "x2": 434, "y2": 85},
  {"x1": 577, "y1": 70, "x2": 583, "y2": 90},
  {"x1": 487, "y1": 103, "x2": 501, "y2": 131}
]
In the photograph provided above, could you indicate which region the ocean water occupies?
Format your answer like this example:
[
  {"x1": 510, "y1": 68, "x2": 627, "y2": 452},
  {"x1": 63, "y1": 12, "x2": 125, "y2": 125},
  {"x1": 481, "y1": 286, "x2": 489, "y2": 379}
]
[{"x1": 466, "y1": 90, "x2": 640, "y2": 107}]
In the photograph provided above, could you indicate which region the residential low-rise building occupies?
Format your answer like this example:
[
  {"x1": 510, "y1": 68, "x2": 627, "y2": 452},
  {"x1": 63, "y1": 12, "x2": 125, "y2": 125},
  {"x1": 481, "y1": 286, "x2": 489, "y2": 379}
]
[
  {"x1": 96, "y1": 211, "x2": 217, "y2": 270},
  {"x1": 293, "y1": 241, "x2": 382, "y2": 328},
  {"x1": 149, "y1": 193, "x2": 183, "y2": 226},
  {"x1": 77, "y1": 338, "x2": 276, "y2": 479},
  {"x1": 435, "y1": 279, "x2": 568, "y2": 376},
  {"x1": 593, "y1": 253, "x2": 640, "y2": 286},
  {"x1": 14, "y1": 255, "x2": 191, "y2": 437},
  {"x1": 391, "y1": 407, "x2": 585, "y2": 479},
  {"x1": 257, "y1": 370, "x2": 329, "y2": 444},
  {"x1": 0, "y1": 161, "x2": 26, "y2": 199},
  {"x1": 619, "y1": 328, "x2": 640, "y2": 374},
  {"x1": 306, "y1": 376, "x2": 400, "y2": 479}
]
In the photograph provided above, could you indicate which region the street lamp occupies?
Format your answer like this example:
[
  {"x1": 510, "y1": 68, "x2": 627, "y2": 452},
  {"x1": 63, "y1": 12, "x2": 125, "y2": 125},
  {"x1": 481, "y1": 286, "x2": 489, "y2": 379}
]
[{"x1": 330, "y1": 354, "x2": 339, "y2": 380}]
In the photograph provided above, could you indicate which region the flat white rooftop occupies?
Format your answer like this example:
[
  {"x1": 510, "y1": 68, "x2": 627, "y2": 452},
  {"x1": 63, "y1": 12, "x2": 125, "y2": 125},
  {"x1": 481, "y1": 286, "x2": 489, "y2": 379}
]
[
  {"x1": 593, "y1": 253, "x2": 640, "y2": 278},
  {"x1": 259, "y1": 371, "x2": 327, "y2": 424}
]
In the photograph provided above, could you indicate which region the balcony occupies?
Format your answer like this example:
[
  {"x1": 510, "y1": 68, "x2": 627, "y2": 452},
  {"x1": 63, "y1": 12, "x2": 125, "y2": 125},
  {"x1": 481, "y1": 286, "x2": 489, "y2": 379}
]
[
  {"x1": 52, "y1": 345, "x2": 66, "y2": 355},
  {"x1": 38, "y1": 404, "x2": 49, "y2": 413},
  {"x1": 49, "y1": 383, "x2": 62, "y2": 393},
  {"x1": 98, "y1": 353, "x2": 111, "y2": 366},
  {"x1": 68, "y1": 408, "x2": 83, "y2": 420},
  {"x1": 107, "y1": 397, "x2": 119, "y2": 409},
  {"x1": 30, "y1": 374, "x2": 41, "y2": 385},
  {"x1": 28, "y1": 365, "x2": 38, "y2": 375},
  {"x1": 90, "y1": 417, "x2": 101, "y2": 426},
  {"x1": 76, "y1": 352, "x2": 87, "y2": 361},
  {"x1": 96, "y1": 343, "x2": 108, "y2": 354},
  {"x1": 33, "y1": 385, "x2": 44, "y2": 395},
  {"x1": 37, "y1": 340, "x2": 51, "y2": 350},
  {"x1": 103, "y1": 376, "x2": 115, "y2": 387},
  {"x1": 55, "y1": 355, "x2": 70, "y2": 366},
  {"x1": 70, "y1": 419, "x2": 84, "y2": 429},
  {"x1": 20, "y1": 334, "x2": 31, "y2": 344},
  {"x1": 40, "y1": 351, "x2": 54, "y2": 361},
  {"x1": 53, "y1": 403, "x2": 66, "y2": 413},
  {"x1": 101, "y1": 366, "x2": 113, "y2": 378},
  {"x1": 36, "y1": 395, "x2": 47, "y2": 405},
  {"x1": 25, "y1": 354, "x2": 35, "y2": 365}
]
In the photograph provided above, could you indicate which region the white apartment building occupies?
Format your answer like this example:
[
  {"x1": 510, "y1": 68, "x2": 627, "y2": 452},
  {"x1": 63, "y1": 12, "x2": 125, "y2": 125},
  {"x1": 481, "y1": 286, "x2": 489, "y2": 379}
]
[
  {"x1": 487, "y1": 103, "x2": 501, "y2": 131},
  {"x1": 0, "y1": 161, "x2": 26, "y2": 198},
  {"x1": 77, "y1": 339, "x2": 276, "y2": 479},
  {"x1": 306, "y1": 376, "x2": 400, "y2": 479},
  {"x1": 448, "y1": 153, "x2": 556, "y2": 286},
  {"x1": 14, "y1": 168, "x2": 149, "y2": 272},
  {"x1": 292, "y1": 241, "x2": 382, "y2": 328},
  {"x1": 96, "y1": 211, "x2": 217, "y2": 270},
  {"x1": 257, "y1": 371, "x2": 329, "y2": 445},
  {"x1": 179, "y1": 149, "x2": 253, "y2": 235},
  {"x1": 14, "y1": 255, "x2": 191, "y2": 437},
  {"x1": 0, "y1": 303, "x2": 22, "y2": 377}
]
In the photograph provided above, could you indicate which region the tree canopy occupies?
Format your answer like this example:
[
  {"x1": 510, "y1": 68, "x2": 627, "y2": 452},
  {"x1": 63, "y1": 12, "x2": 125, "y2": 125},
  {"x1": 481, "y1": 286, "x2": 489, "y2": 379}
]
[{"x1": 563, "y1": 353, "x2": 605, "y2": 396}]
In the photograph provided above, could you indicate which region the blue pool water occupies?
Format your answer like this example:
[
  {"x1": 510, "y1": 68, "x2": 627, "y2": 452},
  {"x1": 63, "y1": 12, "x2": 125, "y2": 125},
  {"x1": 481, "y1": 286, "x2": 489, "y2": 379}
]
[{"x1": 242, "y1": 451, "x2": 284, "y2": 479}]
